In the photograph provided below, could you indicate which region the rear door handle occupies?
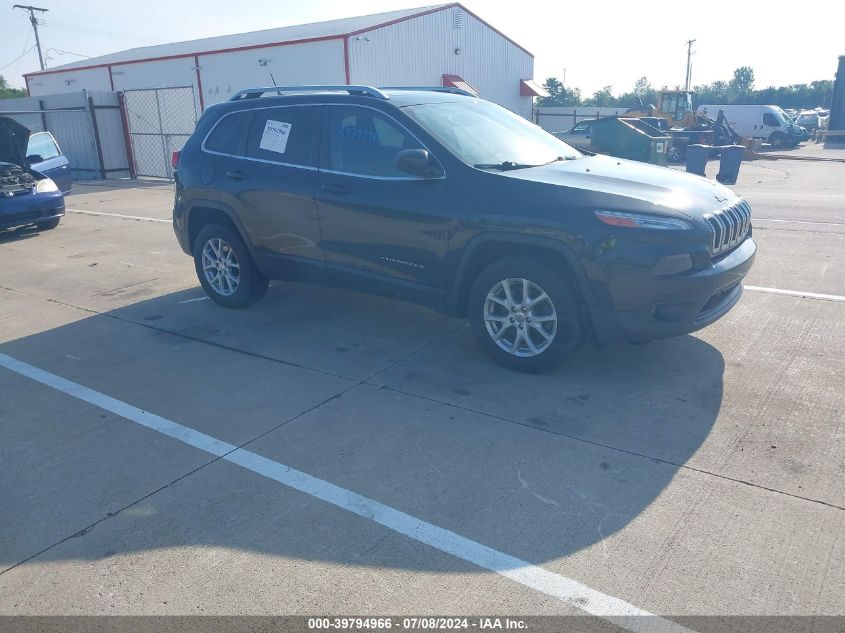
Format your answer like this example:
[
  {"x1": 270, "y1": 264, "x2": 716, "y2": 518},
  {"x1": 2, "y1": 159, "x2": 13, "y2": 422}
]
[
  {"x1": 321, "y1": 183, "x2": 350, "y2": 195},
  {"x1": 225, "y1": 170, "x2": 249, "y2": 181}
]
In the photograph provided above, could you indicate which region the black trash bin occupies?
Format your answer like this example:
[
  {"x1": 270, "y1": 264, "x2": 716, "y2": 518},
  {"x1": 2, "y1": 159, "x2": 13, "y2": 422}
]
[
  {"x1": 685, "y1": 144, "x2": 709, "y2": 176},
  {"x1": 716, "y1": 144, "x2": 745, "y2": 184}
]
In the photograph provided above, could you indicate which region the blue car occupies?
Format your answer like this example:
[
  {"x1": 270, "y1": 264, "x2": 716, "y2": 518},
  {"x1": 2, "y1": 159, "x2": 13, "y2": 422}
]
[
  {"x1": 26, "y1": 130, "x2": 72, "y2": 194},
  {"x1": 0, "y1": 117, "x2": 65, "y2": 232}
]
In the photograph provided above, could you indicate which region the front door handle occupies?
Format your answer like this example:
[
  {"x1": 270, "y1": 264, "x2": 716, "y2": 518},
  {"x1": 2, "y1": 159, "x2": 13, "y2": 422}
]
[
  {"x1": 226, "y1": 170, "x2": 249, "y2": 181},
  {"x1": 321, "y1": 183, "x2": 350, "y2": 195}
]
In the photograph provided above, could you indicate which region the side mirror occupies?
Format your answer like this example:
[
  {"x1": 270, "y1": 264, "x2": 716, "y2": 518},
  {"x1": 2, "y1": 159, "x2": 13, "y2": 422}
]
[
  {"x1": 395, "y1": 149, "x2": 442, "y2": 178},
  {"x1": 26, "y1": 154, "x2": 44, "y2": 164}
]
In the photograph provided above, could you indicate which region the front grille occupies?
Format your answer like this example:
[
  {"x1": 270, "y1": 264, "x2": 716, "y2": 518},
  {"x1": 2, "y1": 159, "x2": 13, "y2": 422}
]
[{"x1": 704, "y1": 199, "x2": 752, "y2": 256}]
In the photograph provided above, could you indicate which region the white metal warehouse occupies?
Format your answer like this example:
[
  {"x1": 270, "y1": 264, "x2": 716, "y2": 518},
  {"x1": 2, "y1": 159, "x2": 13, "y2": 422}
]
[{"x1": 23, "y1": 3, "x2": 543, "y2": 118}]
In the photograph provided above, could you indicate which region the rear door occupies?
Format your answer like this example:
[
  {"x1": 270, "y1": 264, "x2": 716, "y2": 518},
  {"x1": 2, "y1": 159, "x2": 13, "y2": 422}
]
[
  {"x1": 27, "y1": 132, "x2": 71, "y2": 193},
  {"x1": 207, "y1": 104, "x2": 324, "y2": 280},
  {"x1": 315, "y1": 104, "x2": 450, "y2": 295}
]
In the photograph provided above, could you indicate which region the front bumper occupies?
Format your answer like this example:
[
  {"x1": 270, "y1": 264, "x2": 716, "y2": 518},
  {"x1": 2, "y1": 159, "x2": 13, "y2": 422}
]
[
  {"x1": 588, "y1": 237, "x2": 756, "y2": 345},
  {"x1": 0, "y1": 193, "x2": 65, "y2": 230}
]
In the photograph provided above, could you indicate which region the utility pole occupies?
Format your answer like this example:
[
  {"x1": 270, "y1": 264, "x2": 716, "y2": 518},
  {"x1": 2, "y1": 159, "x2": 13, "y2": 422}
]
[
  {"x1": 684, "y1": 38, "x2": 696, "y2": 91},
  {"x1": 13, "y1": 5, "x2": 49, "y2": 70}
]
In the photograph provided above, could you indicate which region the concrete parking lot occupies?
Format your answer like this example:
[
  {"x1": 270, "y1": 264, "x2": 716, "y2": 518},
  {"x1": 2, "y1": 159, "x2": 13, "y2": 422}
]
[{"x1": 1, "y1": 148, "x2": 843, "y2": 629}]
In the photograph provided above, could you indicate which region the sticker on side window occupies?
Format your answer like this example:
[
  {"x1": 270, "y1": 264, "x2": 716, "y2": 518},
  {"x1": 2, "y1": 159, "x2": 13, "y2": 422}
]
[{"x1": 259, "y1": 120, "x2": 292, "y2": 154}]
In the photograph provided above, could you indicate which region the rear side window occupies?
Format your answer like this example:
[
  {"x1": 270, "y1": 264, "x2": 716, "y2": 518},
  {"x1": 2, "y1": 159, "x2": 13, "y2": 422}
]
[
  {"x1": 326, "y1": 106, "x2": 423, "y2": 177},
  {"x1": 27, "y1": 133, "x2": 61, "y2": 160},
  {"x1": 204, "y1": 111, "x2": 251, "y2": 155},
  {"x1": 245, "y1": 106, "x2": 318, "y2": 167}
]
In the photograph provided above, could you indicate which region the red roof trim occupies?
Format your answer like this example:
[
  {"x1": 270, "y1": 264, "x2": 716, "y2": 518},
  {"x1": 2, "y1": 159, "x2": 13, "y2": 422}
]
[
  {"x1": 520, "y1": 79, "x2": 547, "y2": 97},
  {"x1": 24, "y1": 3, "x2": 532, "y2": 79},
  {"x1": 442, "y1": 73, "x2": 479, "y2": 96}
]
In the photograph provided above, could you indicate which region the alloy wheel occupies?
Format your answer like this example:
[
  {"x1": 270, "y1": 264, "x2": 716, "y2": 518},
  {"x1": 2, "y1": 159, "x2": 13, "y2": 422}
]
[
  {"x1": 201, "y1": 237, "x2": 240, "y2": 297},
  {"x1": 483, "y1": 278, "x2": 557, "y2": 357}
]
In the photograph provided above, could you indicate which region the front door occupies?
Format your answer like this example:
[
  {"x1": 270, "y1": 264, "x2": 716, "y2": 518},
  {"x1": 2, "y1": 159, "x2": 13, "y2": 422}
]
[{"x1": 315, "y1": 105, "x2": 450, "y2": 297}]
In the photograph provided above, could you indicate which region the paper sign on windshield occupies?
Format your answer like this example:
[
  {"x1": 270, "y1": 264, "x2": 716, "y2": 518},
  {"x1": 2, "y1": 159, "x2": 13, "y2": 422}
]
[{"x1": 259, "y1": 120, "x2": 292, "y2": 154}]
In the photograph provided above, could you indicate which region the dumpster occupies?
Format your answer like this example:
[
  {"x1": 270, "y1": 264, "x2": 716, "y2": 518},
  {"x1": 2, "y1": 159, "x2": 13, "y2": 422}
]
[
  {"x1": 685, "y1": 144, "x2": 709, "y2": 176},
  {"x1": 716, "y1": 145, "x2": 745, "y2": 184},
  {"x1": 589, "y1": 117, "x2": 672, "y2": 166}
]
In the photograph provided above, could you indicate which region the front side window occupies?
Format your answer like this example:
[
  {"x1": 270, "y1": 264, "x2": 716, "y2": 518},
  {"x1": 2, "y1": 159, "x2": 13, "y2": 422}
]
[
  {"x1": 763, "y1": 113, "x2": 780, "y2": 127},
  {"x1": 403, "y1": 100, "x2": 579, "y2": 169},
  {"x1": 27, "y1": 133, "x2": 60, "y2": 160},
  {"x1": 245, "y1": 106, "x2": 318, "y2": 167},
  {"x1": 326, "y1": 106, "x2": 423, "y2": 177}
]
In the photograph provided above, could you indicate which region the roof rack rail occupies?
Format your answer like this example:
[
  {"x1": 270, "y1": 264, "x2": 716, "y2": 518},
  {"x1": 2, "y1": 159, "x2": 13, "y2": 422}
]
[
  {"x1": 379, "y1": 86, "x2": 476, "y2": 97},
  {"x1": 229, "y1": 85, "x2": 389, "y2": 101}
]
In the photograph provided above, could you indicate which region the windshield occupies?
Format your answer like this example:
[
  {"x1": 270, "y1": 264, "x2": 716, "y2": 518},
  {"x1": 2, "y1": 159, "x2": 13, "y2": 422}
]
[{"x1": 402, "y1": 100, "x2": 580, "y2": 169}]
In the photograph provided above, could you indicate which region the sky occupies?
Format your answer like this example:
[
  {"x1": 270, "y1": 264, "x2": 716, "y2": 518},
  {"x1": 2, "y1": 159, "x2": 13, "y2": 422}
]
[{"x1": 1, "y1": 0, "x2": 842, "y2": 93}]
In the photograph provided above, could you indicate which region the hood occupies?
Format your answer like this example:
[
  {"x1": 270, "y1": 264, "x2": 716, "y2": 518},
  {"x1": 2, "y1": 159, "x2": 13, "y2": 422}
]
[
  {"x1": 0, "y1": 116, "x2": 31, "y2": 168},
  {"x1": 501, "y1": 153, "x2": 740, "y2": 219}
]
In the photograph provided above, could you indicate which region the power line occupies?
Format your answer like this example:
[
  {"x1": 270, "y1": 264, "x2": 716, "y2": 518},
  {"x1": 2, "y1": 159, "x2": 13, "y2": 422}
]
[
  {"x1": 13, "y1": 5, "x2": 48, "y2": 70},
  {"x1": 0, "y1": 44, "x2": 36, "y2": 72}
]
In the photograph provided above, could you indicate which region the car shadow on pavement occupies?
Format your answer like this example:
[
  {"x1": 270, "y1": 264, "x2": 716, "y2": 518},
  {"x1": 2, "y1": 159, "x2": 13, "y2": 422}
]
[{"x1": 0, "y1": 283, "x2": 724, "y2": 577}]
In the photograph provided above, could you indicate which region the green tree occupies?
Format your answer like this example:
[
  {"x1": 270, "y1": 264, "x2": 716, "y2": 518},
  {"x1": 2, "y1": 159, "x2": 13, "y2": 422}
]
[
  {"x1": 729, "y1": 66, "x2": 755, "y2": 99},
  {"x1": 584, "y1": 85, "x2": 615, "y2": 107},
  {"x1": 536, "y1": 77, "x2": 582, "y2": 106},
  {"x1": 0, "y1": 75, "x2": 27, "y2": 99}
]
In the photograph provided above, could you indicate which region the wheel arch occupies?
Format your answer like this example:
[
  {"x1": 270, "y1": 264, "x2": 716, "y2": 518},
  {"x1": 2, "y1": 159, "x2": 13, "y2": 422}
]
[
  {"x1": 185, "y1": 201, "x2": 250, "y2": 255},
  {"x1": 448, "y1": 233, "x2": 594, "y2": 319}
]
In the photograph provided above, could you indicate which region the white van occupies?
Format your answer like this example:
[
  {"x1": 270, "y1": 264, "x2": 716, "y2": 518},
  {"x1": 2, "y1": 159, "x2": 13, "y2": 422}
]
[{"x1": 696, "y1": 104, "x2": 802, "y2": 148}]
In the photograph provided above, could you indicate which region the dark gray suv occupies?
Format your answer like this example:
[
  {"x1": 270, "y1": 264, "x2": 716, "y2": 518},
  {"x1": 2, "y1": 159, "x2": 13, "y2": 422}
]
[{"x1": 173, "y1": 86, "x2": 755, "y2": 371}]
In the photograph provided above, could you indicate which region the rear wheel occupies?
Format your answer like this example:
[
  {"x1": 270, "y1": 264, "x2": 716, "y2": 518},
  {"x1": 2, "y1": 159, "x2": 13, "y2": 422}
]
[
  {"x1": 37, "y1": 217, "x2": 60, "y2": 230},
  {"x1": 468, "y1": 257, "x2": 583, "y2": 372},
  {"x1": 193, "y1": 223, "x2": 267, "y2": 308}
]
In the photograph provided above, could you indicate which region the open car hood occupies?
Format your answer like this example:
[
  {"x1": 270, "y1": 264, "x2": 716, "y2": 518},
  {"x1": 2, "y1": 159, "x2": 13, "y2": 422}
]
[{"x1": 0, "y1": 116, "x2": 30, "y2": 168}]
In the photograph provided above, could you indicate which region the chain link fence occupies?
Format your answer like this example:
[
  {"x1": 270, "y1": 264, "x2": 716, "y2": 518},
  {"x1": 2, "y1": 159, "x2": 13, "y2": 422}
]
[{"x1": 123, "y1": 86, "x2": 198, "y2": 179}]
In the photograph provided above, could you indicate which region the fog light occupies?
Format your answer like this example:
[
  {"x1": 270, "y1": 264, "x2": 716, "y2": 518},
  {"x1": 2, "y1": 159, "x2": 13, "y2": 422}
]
[{"x1": 654, "y1": 253, "x2": 693, "y2": 275}]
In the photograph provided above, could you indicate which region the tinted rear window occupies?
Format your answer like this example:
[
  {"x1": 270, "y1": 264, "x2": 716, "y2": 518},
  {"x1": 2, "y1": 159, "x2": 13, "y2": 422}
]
[
  {"x1": 245, "y1": 106, "x2": 318, "y2": 167},
  {"x1": 204, "y1": 111, "x2": 251, "y2": 155}
]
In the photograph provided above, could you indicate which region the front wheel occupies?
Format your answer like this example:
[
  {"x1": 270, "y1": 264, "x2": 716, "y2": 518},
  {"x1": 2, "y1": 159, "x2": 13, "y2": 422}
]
[
  {"x1": 769, "y1": 132, "x2": 785, "y2": 149},
  {"x1": 193, "y1": 223, "x2": 268, "y2": 308},
  {"x1": 469, "y1": 257, "x2": 584, "y2": 372}
]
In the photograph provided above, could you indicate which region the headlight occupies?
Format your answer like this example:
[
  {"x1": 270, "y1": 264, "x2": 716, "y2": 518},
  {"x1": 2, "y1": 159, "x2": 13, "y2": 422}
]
[
  {"x1": 35, "y1": 178, "x2": 59, "y2": 194},
  {"x1": 594, "y1": 210, "x2": 692, "y2": 230}
]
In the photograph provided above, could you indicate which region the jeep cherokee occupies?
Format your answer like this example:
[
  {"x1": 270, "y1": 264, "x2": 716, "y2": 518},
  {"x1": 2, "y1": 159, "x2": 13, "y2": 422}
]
[{"x1": 173, "y1": 86, "x2": 755, "y2": 371}]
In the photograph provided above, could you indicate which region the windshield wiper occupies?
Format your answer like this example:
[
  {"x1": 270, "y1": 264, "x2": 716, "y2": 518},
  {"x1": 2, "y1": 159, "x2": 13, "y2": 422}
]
[{"x1": 473, "y1": 161, "x2": 540, "y2": 171}]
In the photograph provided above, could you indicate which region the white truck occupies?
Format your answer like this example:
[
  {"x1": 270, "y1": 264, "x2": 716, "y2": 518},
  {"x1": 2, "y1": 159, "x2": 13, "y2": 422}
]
[{"x1": 696, "y1": 104, "x2": 803, "y2": 148}]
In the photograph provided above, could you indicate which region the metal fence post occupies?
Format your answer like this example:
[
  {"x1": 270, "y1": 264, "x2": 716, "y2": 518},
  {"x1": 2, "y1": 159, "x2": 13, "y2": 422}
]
[
  {"x1": 37, "y1": 99, "x2": 47, "y2": 132},
  {"x1": 118, "y1": 91, "x2": 137, "y2": 179},
  {"x1": 85, "y1": 90, "x2": 107, "y2": 180}
]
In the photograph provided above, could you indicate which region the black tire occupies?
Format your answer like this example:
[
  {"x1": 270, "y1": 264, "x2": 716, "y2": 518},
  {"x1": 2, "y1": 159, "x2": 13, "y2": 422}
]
[
  {"x1": 468, "y1": 256, "x2": 584, "y2": 372},
  {"x1": 193, "y1": 223, "x2": 268, "y2": 308},
  {"x1": 37, "y1": 217, "x2": 60, "y2": 230},
  {"x1": 769, "y1": 132, "x2": 785, "y2": 149}
]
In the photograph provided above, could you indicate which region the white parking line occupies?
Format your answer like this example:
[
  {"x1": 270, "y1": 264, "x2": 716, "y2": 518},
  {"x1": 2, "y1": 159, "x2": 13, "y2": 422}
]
[
  {"x1": 67, "y1": 209, "x2": 171, "y2": 223},
  {"x1": 745, "y1": 286, "x2": 845, "y2": 303},
  {"x1": 0, "y1": 352, "x2": 691, "y2": 633},
  {"x1": 178, "y1": 296, "x2": 208, "y2": 304}
]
